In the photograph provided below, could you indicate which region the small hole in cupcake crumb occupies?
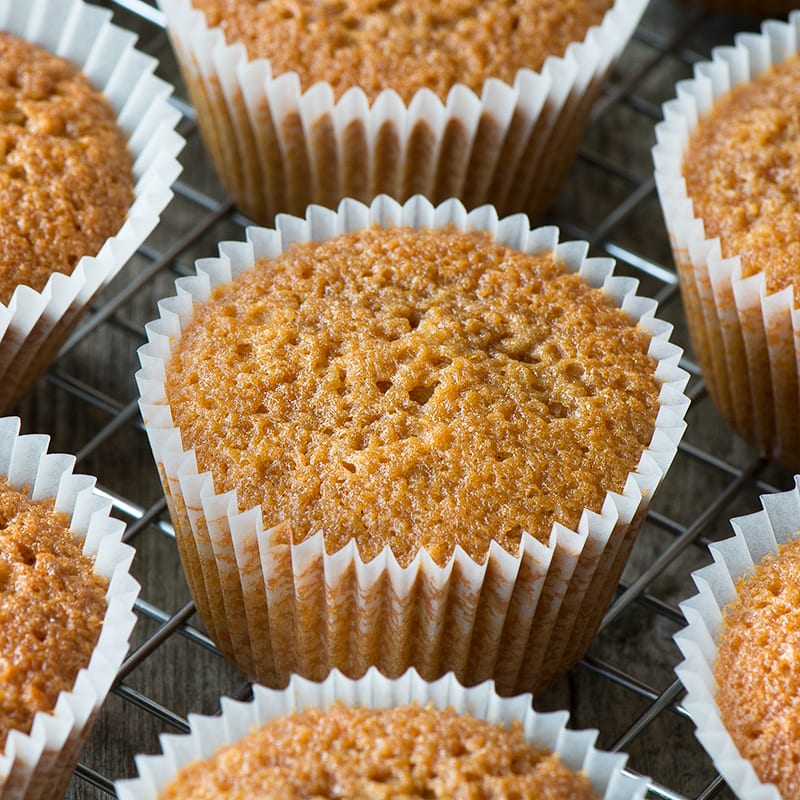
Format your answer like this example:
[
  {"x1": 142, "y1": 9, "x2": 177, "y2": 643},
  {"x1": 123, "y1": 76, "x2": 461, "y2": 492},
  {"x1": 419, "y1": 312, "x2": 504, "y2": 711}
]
[
  {"x1": 341, "y1": 461, "x2": 356, "y2": 473},
  {"x1": 449, "y1": 741, "x2": 468, "y2": 757},
  {"x1": 409, "y1": 383, "x2": 437, "y2": 405},
  {"x1": 400, "y1": 310, "x2": 421, "y2": 330},
  {"x1": 376, "y1": 380, "x2": 391, "y2": 394},
  {"x1": 562, "y1": 361, "x2": 584, "y2": 380},
  {"x1": 17, "y1": 543, "x2": 36, "y2": 566},
  {"x1": 744, "y1": 725, "x2": 762, "y2": 742},
  {"x1": 511, "y1": 350, "x2": 539, "y2": 365},
  {"x1": 366, "y1": 765, "x2": 394, "y2": 784}
]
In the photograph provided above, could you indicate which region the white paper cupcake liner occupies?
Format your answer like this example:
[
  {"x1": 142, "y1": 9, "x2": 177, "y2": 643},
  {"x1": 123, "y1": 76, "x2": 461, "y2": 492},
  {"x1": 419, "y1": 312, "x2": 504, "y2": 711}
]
[
  {"x1": 0, "y1": 417, "x2": 140, "y2": 800},
  {"x1": 673, "y1": 478, "x2": 800, "y2": 800},
  {"x1": 115, "y1": 667, "x2": 650, "y2": 800},
  {"x1": 157, "y1": 0, "x2": 646, "y2": 224},
  {"x1": 0, "y1": 0, "x2": 184, "y2": 413},
  {"x1": 136, "y1": 194, "x2": 690, "y2": 696},
  {"x1": 653, "y1": 12, "x2": 800, "y2": 470}
]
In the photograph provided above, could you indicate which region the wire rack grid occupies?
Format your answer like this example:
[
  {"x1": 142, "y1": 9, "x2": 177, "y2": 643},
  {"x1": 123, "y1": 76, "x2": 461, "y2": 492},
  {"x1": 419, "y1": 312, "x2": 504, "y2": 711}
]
[{"x1": 15, "y1": 1, "x2": 795, "y2": 797}]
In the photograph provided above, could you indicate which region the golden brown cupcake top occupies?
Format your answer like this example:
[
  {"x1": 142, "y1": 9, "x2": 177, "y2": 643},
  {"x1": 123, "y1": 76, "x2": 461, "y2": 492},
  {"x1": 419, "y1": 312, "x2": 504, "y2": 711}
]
[
  {"x1": 165, "y1": 226, "x2": 659, "y2": 568},
  {"x1": 0, "y1": 32, "x2": 134, "y2": 306},
  {"x1": 683, "y1": 53, "x2": 800, "y2": 299},
  {"x1": 191, "y1": 0, "x2": 613, "y2": 102},
  {"x1": 0, "y1": 476, "x2": 108, "y2": 748},
  {"x1": 715, "y1": 536, "x2": 800, "y2": 798},
  {"x1": 159, "y1": 703, "x2": 601, "y2": 799}
]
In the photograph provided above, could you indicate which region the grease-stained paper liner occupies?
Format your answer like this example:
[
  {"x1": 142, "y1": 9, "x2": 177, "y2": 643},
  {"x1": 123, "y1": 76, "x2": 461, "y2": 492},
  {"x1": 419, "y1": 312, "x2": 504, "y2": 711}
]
[
  {"x1": 0, "y1": 0, "x2": 184, "y2": 413},
  {"x1": 116, "y1": 667, "x2": 650, "y2": 800},
  {"x1": 0, "y1": 417, "x2": 140, "y2": 800},
  {"x1": 157, "y1": 0, "x2": 646, "y2": 224},
  {"x1": 654, "y1": 12, "x2": 800, "y2": 471},
  {"x1": 136, "y1": 195, "x2": 690, "y2": 695},
  {"x1": 673, "y1": 478, "x2": 800, "y2": 800}
]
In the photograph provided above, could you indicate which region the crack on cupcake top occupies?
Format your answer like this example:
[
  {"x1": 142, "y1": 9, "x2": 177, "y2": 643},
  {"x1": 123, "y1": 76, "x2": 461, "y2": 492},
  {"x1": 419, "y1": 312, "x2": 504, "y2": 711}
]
[
  {"x1": 158, "y1": 703, "x2": 602, "y2": 799},
  {"x1": 0, "y1": 476, "x2": 108, "y2": 749},
  {"x1": 166, "y1": 226, "x2": 660, "y2": 567},
  {"x1": 0, "y1": 32, "x2": 134, "y2": 304},
  {"x1": 190, "y1": 0, "x2": 614, "y2": 102},
  {"x1": 683, "y1": 52, "x2": 800, "y2": 299}
]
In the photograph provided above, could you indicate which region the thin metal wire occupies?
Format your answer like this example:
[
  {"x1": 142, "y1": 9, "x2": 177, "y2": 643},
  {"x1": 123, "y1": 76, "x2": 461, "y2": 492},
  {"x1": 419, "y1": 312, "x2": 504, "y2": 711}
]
[
  {"x1": 600, "y1": 457, "x2": 765, "y2": 632},
  {"x1": 47, "y1": 2, "x2": 778, "y2": 797}
]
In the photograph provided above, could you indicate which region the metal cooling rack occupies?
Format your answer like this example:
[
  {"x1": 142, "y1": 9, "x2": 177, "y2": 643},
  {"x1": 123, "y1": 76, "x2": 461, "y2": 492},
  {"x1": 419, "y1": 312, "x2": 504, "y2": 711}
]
[{"x1": 19, "y1": 1, "x2": 794, "y2": 797}]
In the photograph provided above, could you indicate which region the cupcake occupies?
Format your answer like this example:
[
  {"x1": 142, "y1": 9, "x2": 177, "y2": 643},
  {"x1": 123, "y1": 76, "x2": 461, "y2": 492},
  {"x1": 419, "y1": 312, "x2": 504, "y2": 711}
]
[
  {"x1": 674, "y1": 478, "x2": 800, "y2": 799},
  {"x1": 115, "y1": 668, "x2": 650, "y2": 799},
  {"x1": 654, "y1": 12, "x2": 800, "y2": 471},
  {"x1": 156, "y1": 0, "x2": 647, "y2": 224},
  {"x1": 0, "y1": 0, "x2": 184, "y2": 413},
  {"x1": 0, "y1": 416, "x2": 139, "y2": 799},
  {"x1": 136, "y1": 195, "x2": 689, "y2": 696}
]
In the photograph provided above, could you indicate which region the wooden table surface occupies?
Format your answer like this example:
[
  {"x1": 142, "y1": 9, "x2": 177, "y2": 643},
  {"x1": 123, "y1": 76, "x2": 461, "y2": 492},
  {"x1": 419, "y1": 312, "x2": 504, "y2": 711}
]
[{"x1": 13, "y1": 1, "x2": 794, "y2": 797}]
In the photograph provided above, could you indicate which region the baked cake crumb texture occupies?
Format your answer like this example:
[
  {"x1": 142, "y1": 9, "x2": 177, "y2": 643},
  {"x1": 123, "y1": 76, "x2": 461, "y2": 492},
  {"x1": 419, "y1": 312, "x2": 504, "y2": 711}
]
[
  {"x1": 0, "y1": 475, "x2": 108, "y2": 748},
  {"x1": 0, "y1": 31, "x2": 134, "y2": 305},
  {"x1": 160, "y1": 703, "x2": 601, "y2": 799},
  {"x1": 191, "y1": 0, "x2": 614, "y2": 102},
  {"x1": 683, "y1": 53, "x2": 800, "y2": 299},
  {"x1": 715, "y1": 535, "x2": 800, "y2": 798},
  {"x1": 166, "y1": 226, "x2": 660, "y2": 567}
]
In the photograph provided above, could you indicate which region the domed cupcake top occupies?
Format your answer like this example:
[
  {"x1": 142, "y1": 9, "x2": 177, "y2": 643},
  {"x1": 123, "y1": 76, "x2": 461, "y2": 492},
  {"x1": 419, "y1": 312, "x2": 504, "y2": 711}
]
[
  {"x1": 190, "y1": 0, "x2": 614, "y2": 101},
  {"x1": 0, "y1": 476, "x2": 107, "y2": 748},
  {"x1": 165, "y1": 225, "x2": 660, "y2": 567},
  {"x1": 715, "y1": 535, "x2": 800, "y2": 799},
  {"x1": 682, "y1": 53, "x2": 800, "y2": 298},
  {"x1": 0, "y1": 32, "x2": 134, "y2": 304},
  {"x1": 158, "y1": 702, "x2": 601, "y2": 799}
]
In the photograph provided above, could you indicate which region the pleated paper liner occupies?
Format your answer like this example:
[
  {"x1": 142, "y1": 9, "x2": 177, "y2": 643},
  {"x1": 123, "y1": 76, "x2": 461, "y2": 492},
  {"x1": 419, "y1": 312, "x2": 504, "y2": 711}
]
[
  {"x1": 116, "y1": 667, "x2": 649, "y2": 800},
  {"x1": 0, "y1": 0, "x2": 184, "y2": 413},
  {"x1": 157, "y1": 0, "x2": 646, "y2": 224},
  {"x1": 0, "y1": 417, "x2": 139, "y2": 799},
  {"x1": 674, "y1": 479, "x2": 800, "y2": 800},
  {"x1": 654, "y1": 11, "x2": 800, "y2": 471},
  {"x1": 137, "y1": 195, "x2": 690, "y2": 696}
]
